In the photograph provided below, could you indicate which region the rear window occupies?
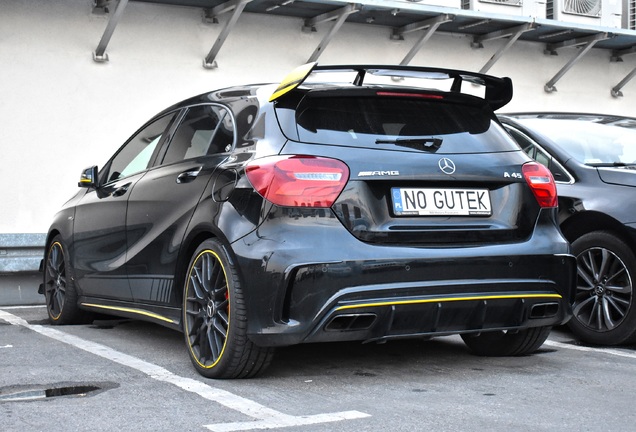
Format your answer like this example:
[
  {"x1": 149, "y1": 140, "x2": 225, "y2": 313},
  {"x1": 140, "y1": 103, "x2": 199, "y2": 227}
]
[{"x1": 294, "y1": 96, "x2": 518, "y2": 154}]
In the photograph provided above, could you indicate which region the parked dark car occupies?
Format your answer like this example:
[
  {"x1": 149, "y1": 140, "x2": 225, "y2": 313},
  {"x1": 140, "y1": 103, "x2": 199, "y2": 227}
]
[
  {"x1": 499, "y1": 113, "x2": 636, "y2": 346},
  {"x1": 41, "y1": 64, "x2": 575, "y2": 379}
]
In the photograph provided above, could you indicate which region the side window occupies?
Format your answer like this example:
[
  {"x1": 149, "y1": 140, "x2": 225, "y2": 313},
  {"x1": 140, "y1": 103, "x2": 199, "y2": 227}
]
[
  {"x1": 534, "y1": 148, "x2": 551, "y2": 167},
  {"x1": 547, "y1": 157, "x2": 570, "y2": 183},
  {"x1": 506, "y1": 128, "x2": 536, "y2": 158},
  {"x1": 161, "y1": 105, "x2": 234, "y2": 166},
  {"x1": 105, "y1": 113, "x2": 177, "y2": 183},
  {"x1": 505, "y1": 125, "x2": 570, "y2": 183}
]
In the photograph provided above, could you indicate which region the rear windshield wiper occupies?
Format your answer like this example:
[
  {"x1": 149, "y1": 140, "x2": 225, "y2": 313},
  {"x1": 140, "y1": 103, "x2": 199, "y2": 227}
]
[{"x1": 375, "y1": 137, "x2": 443, "y2": 152}]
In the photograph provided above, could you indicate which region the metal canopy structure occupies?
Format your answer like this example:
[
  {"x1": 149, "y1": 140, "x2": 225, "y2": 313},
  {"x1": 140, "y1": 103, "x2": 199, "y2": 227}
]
[{"x1": 91, "y1": 0, "x2": 636, "y2": 96}]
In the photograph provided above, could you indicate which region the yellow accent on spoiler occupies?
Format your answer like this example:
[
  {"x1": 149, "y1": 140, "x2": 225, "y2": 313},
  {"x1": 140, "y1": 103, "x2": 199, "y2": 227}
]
[
  {"x1": 335, "y1": 293, "x2": 562, "y2": 311},
  {"x1": 269, "y1": 62, "x2": 317, "y2": 102},
  {"x1": 81, "y1": 303, "x2": 176, "y2": 324}
]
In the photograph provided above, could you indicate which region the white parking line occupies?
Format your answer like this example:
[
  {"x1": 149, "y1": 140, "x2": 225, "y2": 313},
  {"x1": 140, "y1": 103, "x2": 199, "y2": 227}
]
[
  {"x1": 0, "y1": 309, "x2": 370, "y2": 431},
  {"x1": 206, "y1": 411, "x2": 370, "y2": 432},
  {"x1": 544, "y1": 339, "x2": 636, "y2": 360}
]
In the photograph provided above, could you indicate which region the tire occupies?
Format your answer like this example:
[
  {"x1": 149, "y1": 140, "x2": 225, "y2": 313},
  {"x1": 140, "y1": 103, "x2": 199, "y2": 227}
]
[
  {"x1": 568, "y1": 231, "x2": 636, "y2": 345},
  {"x1": 461, "y1": 326, "x2": 551, "y2": 356},
  {"x1": 182, "y1": 239, "x2": 274, "y2": 379},
  {"x1": 43, "y1": 235, "x2": 85, "y2": 325}
]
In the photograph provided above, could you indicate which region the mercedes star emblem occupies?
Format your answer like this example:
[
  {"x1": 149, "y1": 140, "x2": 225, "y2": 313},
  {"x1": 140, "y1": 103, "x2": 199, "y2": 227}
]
[{"x1": 438, "y1": 157, "x2": 456, "y2": 175}]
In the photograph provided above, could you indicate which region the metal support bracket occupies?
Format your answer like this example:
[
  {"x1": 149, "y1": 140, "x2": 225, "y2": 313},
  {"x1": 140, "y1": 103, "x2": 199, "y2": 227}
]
[
  {"x1": 92, "y1": 0, "x2": 114, "y2": 15},
  {"x1": 544, "y1": 32, "x2": 611, "y2": 93},
  {"x1": 472, "y1": 23, "x2": 534, "y2": 48},
  {"x1": 391, "y1": 14, "x2": 453, "y2": 66},
  {"x1": 611, "y1": 67, "x2": 636, "y2": 98},
  {"x1": 475, "y1": 23, "x2": 535, "y2": 74},
  {"x1": 93, "y1": 0, "x2": 129, "y2": 62},
  {"x1": 610, "y1": 45, "x2": 636, "y2": 97},
  {"x1": 304, "y1": 3, "x2": 361, "y2": 63},
  {"x1": 611, "y1": 45, "x2": 636, "y2": 97},
  {"x1": 611, "y1": 45, "x2": 636, "y2": 62},
  {"x1": 203, "y1": 0, "x2": 252, "y2": 69}
]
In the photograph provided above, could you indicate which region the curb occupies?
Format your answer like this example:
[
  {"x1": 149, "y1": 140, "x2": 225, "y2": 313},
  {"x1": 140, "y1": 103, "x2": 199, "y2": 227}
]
[{"x1": 0, "y1": 273, "x2": 44, "y2": 306}]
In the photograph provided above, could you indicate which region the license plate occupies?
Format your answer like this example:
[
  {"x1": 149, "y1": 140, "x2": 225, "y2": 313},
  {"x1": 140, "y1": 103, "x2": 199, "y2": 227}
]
[{"x1": 391, "y1": 187, "x2": 492, "y2": 216}]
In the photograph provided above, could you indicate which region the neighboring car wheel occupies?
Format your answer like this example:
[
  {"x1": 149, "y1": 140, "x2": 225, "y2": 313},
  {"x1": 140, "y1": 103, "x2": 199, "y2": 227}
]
[
  {"x1": 568, "y1": 231, "x2": 636, "y2": 345},
  {"x1": 43, "y1": 235, "x2": 84, "y2": 325},
  {"x1": 183, "y1": 239, "x2": 274, "y2": 379},
  {"x1": 461, "y1": 326, "x2": 551, "y2": 356}
]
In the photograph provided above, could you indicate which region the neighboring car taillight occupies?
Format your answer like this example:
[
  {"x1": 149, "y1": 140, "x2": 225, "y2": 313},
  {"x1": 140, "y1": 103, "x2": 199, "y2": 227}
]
[
  {"x1": 522, "y1": 162, "x2": 557, "y2": 208},
  {"x1": 245, "y1": 155, "x2": 350, "y2": 208}
]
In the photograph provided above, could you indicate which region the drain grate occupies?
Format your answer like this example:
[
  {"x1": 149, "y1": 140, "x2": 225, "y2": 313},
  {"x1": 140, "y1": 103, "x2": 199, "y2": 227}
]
[{"x1": 0, "y1": 382, "x2": 117, "y2": 402}]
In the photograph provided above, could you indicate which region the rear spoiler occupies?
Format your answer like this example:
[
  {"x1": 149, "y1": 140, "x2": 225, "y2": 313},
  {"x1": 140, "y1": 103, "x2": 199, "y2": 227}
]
[{"x1": 269, "y1": 62, "x2": 513, "y2": 111}]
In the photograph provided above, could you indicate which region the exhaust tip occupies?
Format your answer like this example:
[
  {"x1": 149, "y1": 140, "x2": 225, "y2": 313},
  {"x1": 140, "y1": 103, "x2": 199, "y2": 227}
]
[
  {"x1": 325, "y1": 313, "x2": 377, "y2": 331},
  {"x1": 529, "y1": 302, "x2": 559, "y2": 319}
]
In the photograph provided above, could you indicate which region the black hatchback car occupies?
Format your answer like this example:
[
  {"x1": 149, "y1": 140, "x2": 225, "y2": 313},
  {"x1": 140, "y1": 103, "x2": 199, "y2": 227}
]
[
  {"x1": 41, "y1": 63, "x2": 575, "y2": 378},
  {"x1": 500, "y1": 113, "x2": 636, "y2": 346}
]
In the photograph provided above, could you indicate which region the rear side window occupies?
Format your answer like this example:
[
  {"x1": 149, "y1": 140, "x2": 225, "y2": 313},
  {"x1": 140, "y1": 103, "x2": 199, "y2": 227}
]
[
  {"x1": 294, "y1": 96, "x2": 517, "y2": 154},
  {"x1": 505, "y1": 126, "x2": 571, "y2": 183},
  {"x1": 162, "y1": 104, "x2": 234, "y2": 165}
]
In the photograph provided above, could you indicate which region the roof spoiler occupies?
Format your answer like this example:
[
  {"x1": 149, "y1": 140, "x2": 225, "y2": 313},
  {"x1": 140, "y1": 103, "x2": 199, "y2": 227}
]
[{"x1": 269, "y1": 62, "x2": 513, "y2": 111}]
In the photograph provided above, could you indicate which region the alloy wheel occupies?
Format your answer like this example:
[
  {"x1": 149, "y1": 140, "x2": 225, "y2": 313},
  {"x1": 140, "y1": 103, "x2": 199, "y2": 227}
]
[
  {"x1": 184, "y1": 250, "x2": 229, "y2": 368},
  {"x1": 574, "y1": 247, "x2": 633, "y2": 332},
  {"x1": 45, "y1": 242, "x2": 66, "y2": 320}
]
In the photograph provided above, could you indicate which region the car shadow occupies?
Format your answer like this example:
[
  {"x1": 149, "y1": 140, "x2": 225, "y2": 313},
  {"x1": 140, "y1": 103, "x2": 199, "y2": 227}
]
[{"x1": 263, "y1": 336, "x2": 556, "y2": 380}]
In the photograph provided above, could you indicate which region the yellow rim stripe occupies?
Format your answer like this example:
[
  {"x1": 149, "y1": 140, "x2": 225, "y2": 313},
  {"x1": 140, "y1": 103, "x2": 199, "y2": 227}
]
[
  {"x1": 269, "y1": 62, "x2": 317, "y2": 102},
  {"x1": 81, "y1": 303, "x2": 176, "y2": 324},
  {"x1": 185, "y1": 249, "x2": 229, "y2": 369},
  {"x1": 335, "y1": 293, "x2": 563, "y2": 311},
  {"x1": 48, "y1": 242, "x2": 64, "y2": 321}
]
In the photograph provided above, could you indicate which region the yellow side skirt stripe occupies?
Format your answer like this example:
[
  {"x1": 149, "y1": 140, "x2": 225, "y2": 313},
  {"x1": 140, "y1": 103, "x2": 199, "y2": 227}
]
[
  {"x1": 81, "y1": 303, "x2": 176, "y2": 324},
  {"x1": 335, "y1": 293, "x2": 563, "y2": 311}
]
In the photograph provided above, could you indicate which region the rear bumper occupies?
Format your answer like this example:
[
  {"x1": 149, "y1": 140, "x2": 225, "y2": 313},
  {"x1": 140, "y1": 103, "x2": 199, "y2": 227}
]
[
  {"x1": 299, "y1": 286, "x2": 569, "y2": 344},
  {"x1": 230, "y1": 207, "x2": 575, "y2": 346}
]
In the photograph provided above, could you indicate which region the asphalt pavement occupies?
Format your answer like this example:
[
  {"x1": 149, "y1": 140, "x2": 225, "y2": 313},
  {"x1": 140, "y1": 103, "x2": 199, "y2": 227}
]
[
  {"x1": 3, "y1": 275, "x2": 636, "y2": 431},
  {"x1": 2, "y1": 302, "x2": 636, "y2": 431}
]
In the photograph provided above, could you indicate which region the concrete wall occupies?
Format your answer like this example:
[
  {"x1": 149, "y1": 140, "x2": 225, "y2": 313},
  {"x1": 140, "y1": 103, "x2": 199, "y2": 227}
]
[{"x1": 2, "y1": 0, "x2": 636, "y2": 236}]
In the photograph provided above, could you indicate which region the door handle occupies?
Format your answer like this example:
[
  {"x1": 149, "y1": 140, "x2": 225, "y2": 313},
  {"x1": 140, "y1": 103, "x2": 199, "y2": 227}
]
[
  {"x1": 112, "y1": 185, "x2": 129, "y2": 197},
  {"x1": 176, "y1": 167, "x2": 202, "y2": 184}
]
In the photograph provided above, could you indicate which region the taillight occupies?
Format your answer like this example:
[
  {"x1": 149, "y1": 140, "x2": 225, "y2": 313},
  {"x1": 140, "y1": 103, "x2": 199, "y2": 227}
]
[
  {"x1": 522, "y1": 162, "x2": 557, "y2": 208},
  {"x1": 245, "y1": 155, "x2": 349, "y2": 208}
]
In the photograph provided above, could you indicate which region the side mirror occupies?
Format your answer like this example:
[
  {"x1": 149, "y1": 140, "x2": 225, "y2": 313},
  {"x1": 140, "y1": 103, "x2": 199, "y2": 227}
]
[{"x1": 78, "y1": 166, "x2": 98, "y2": 188}]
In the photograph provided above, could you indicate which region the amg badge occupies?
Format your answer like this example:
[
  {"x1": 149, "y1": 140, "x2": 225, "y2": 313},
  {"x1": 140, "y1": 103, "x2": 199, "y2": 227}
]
[{"x1": 358, "y1": 170, "x2": 400, "y2": 177}]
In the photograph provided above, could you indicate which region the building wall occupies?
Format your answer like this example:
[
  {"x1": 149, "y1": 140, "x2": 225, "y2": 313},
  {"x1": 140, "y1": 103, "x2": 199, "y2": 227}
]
[{"x1": 1, "y1": 0, "x2": 635, "y2": 234}]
